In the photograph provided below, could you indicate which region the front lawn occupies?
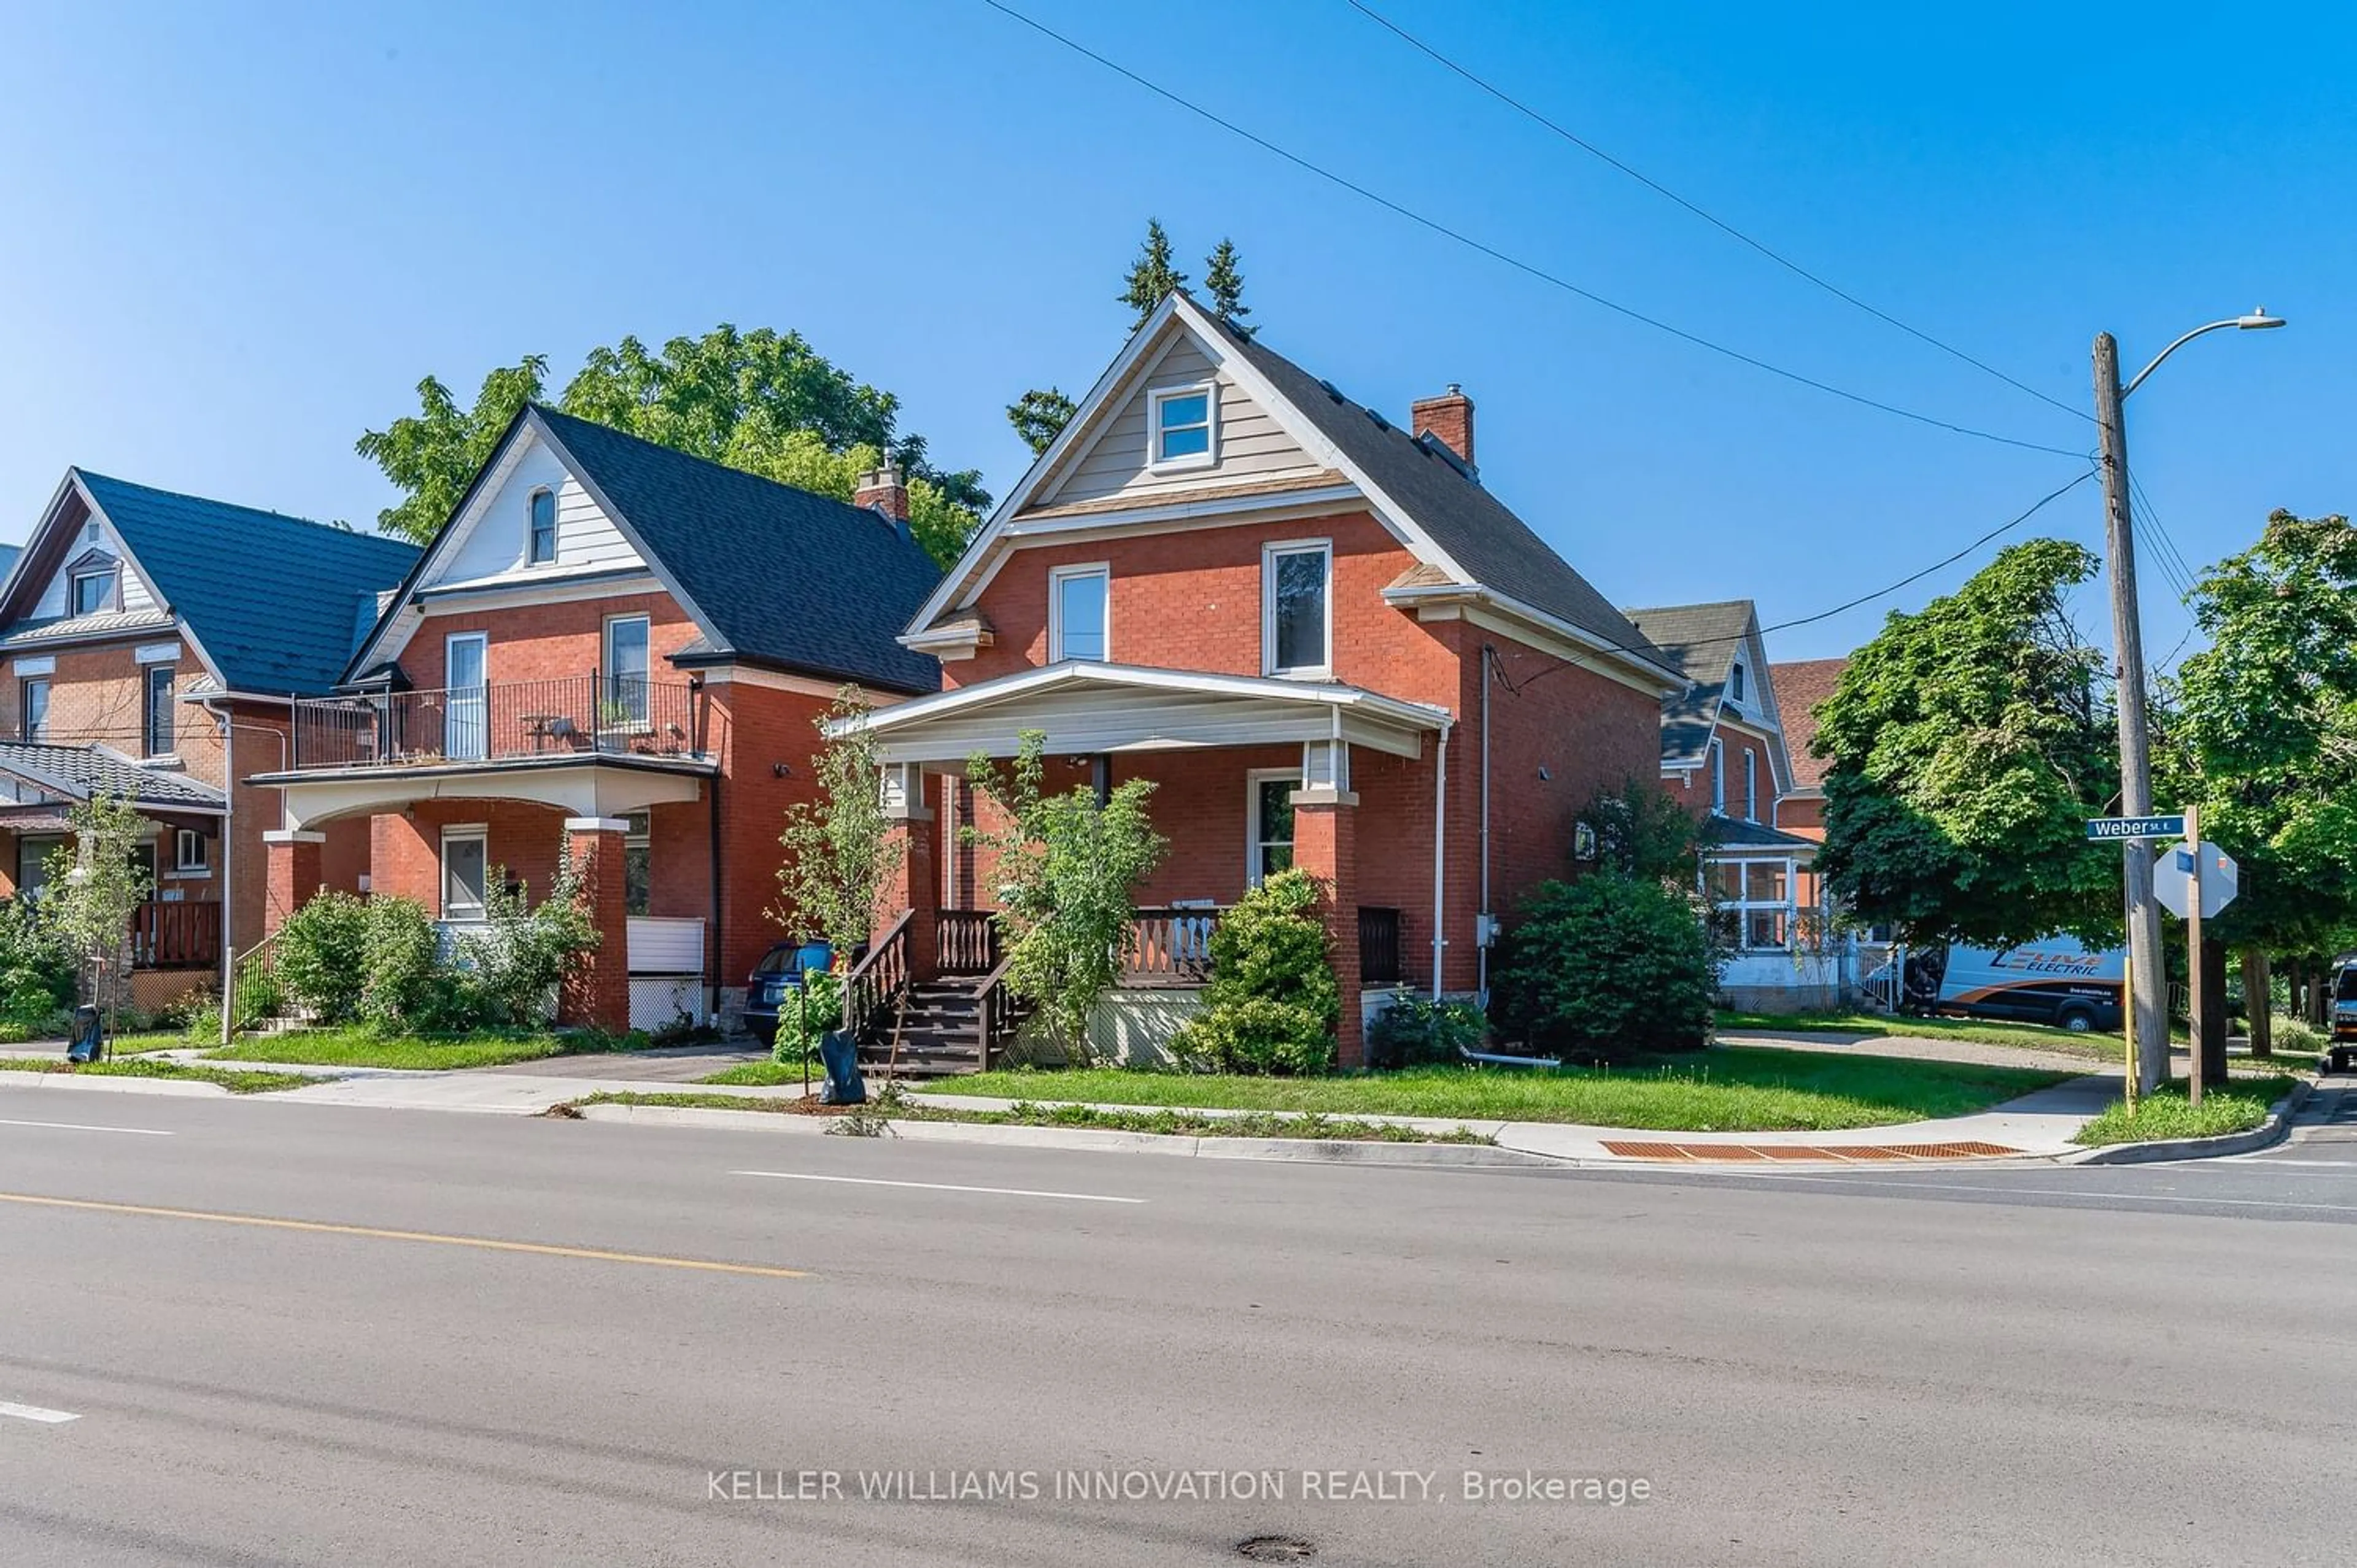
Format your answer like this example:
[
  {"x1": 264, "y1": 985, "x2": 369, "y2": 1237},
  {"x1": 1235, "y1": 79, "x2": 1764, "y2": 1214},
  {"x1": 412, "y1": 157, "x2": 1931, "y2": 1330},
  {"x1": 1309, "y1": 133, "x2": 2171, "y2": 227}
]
[
  {"x1": 922, "y1": 1048, "x2": 2072, "y2": 1132},
  {"x1": 204, "y1": 1027, "x2": 591, "y2": 1072},
  {"x1": 2073, "y1": 1078, "x2": 2300, "y2": 1147},
  {"x1": 0, "y1": 1057, "x2": 312, "y2": 1094}
]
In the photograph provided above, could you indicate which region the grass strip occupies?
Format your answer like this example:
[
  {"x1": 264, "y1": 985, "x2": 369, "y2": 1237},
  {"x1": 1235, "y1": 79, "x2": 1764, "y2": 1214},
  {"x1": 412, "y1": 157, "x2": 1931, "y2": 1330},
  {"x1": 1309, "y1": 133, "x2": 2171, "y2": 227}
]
[
  {"x1": 0, "y1": 1057, "x2": 313, "y2": 1094},
  {"x1": 2072, "y1": 1078, "x2": 2299, "y2": 1147},
  {"x1": 568, "y1": 1091, "x2": 1492, "y2": 1143}
]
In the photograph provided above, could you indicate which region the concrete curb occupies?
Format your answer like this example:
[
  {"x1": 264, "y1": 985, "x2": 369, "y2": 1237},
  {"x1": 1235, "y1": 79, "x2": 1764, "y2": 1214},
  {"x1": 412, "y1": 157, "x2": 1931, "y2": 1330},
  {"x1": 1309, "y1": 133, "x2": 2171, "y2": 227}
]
[
  {"x1": 0, "y1": 1072, "x2": 230, "y2": 1098},
  {"x1": 568, "y1": 1103, "x2": 1564, "y2": 1168},
  {"x1": 2065, "y1": 1081, "x2": 2312, "y2": 1165}
]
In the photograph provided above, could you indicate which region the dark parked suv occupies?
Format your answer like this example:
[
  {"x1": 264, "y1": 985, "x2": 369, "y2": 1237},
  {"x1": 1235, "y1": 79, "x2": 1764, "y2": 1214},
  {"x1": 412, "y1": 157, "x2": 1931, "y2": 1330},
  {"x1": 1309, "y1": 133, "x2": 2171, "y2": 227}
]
[{"x1": 741, "y1": 940, "x2": 856, "y2": 1047}]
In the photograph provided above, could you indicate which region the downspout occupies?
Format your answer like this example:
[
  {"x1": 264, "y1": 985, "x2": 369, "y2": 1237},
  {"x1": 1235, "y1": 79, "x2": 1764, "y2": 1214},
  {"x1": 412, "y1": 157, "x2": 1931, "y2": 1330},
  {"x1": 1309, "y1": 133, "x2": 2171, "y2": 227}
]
[
  {"x1": 698, "y1": 676, "x2": 722, "y2": 1029},
  {"x1": 1478, "y1": 644, "x2": 1493, "y2": 1002},
  {"x1": 1430, "y1": 718, "x2": 1450, "y2": 999}
]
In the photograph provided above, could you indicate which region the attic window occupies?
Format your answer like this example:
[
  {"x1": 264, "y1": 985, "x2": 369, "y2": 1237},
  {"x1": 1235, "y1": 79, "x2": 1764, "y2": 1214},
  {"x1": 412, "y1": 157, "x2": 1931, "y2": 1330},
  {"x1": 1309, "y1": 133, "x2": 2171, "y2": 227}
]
[
  {"x1": 528, "y1": 488, "x2": 557, "y2": 565},
  {"x1": 70, "y1": 567, "x2": 117, "y2": 616},
  {"x1": 1148, "y1": 384, "x2": 1217, "y2": 471},
  {"x1": 1728, "y1": 662, "x2": 1746, "y2": 703}
]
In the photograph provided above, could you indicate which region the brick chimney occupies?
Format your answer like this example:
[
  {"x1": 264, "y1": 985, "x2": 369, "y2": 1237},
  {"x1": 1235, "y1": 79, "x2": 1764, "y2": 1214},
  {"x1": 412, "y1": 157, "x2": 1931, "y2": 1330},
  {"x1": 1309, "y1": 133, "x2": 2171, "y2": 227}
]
[
  {"x1": 1410, "y1": 385, "x2": 1474, "y2": 469},
  {"x1": 853, "y1": 463, "x2": 909, "y2": 524}
]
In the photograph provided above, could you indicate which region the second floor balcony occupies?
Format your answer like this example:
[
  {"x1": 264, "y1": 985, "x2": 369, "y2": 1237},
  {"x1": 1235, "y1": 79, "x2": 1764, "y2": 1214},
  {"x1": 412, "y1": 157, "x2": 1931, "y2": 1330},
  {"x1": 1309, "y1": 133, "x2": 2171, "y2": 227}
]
[{"x1": 287, "y1": 674, "x2": 706, "y2": 773}]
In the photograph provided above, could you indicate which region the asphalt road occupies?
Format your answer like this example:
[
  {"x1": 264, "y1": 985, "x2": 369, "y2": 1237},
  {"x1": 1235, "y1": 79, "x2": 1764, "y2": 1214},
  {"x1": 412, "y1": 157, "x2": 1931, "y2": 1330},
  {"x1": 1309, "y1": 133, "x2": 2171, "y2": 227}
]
[{"x1": 1, "y1": 1080, "x2": 2353, "y2": 1567}]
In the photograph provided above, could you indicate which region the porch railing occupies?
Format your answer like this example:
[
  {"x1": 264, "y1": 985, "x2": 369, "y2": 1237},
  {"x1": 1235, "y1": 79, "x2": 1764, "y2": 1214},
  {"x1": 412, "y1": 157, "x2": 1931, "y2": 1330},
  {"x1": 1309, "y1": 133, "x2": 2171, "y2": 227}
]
[
  {"x1": 287, "y1": 674, "x2": 702, "y2": 772},
  {"x1": 1122, "y1": 906, "x2": 1222, "y2": 987},
  {"x1": 129, "y1": 900, "x2": 221, "y2": 971},
  {"x1": 1357, "y1": 905, "x2": 1404, "y2": 985},
  {"x1": 845, "y1": 909, "x2": 912, "y2": 1043},
  {"x1": 935, "y1": 909, "x2": 999, "y2": 976}
]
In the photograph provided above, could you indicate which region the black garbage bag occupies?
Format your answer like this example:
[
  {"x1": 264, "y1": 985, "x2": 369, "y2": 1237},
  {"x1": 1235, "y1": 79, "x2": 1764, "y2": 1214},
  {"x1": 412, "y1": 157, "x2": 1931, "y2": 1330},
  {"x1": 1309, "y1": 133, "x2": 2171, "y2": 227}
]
[
  {"x1": 66, "y1": 1005, "x2": 103, "y2": 1064},
  {"x1": 816, "y1": 1029, "x2": 865, "y2": 1105}
]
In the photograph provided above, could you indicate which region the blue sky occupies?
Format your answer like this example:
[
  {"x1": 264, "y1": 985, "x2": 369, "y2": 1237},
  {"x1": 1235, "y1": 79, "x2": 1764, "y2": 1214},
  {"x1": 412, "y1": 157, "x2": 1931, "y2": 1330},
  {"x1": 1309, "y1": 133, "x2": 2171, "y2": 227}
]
[{"x1": 1, "y1": 1, "x2": 2347, "y2": 662}]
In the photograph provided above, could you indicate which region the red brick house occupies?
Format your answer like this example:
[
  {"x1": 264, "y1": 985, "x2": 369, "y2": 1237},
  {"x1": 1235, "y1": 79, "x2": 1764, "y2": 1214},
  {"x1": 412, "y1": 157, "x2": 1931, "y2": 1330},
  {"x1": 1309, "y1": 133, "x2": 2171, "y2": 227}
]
[
  {"x1": 1766, "y1": 655, "x2": 1848, "y2": 843},
  {"x1": 0, "y1": 471, "x2": 417, "y2": 1011},
  {"x1": 842, "y1": 293, "x2": 1684, "y2": 1065},
  {"x1": 253, "y1": 406, "x2": 943, "y2": 1033}
]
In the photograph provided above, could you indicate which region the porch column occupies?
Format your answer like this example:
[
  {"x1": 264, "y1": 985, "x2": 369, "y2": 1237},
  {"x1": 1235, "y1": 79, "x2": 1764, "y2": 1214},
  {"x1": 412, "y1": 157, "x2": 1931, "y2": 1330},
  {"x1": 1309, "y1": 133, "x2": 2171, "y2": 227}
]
[
  {"x1": 879, "y1": 763, "x2": 939, "y2": 980},
  {"x1": 1291, "y1": 776, "x2": 1363, "y2": 1068},
  {"x1": 261, "y1": 830, "x2": 326, "y2": 937},
  {"x1": 558, "y1": 817, "x2": 631, "y2": 1035}
]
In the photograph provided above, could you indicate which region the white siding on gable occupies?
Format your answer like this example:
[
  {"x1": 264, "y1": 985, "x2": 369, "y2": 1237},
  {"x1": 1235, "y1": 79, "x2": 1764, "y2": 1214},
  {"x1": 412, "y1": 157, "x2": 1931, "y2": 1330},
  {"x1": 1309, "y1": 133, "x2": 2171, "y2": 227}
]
[
  {"x1": 35, "y1": 509, "x2": 158, "y2": 617},
  {"x1": 432, "y1": 434, "x2": 643, "y2": 589},
  {"x1": 1044, "y1": 336, "x2": 1325, "y2": 508}
]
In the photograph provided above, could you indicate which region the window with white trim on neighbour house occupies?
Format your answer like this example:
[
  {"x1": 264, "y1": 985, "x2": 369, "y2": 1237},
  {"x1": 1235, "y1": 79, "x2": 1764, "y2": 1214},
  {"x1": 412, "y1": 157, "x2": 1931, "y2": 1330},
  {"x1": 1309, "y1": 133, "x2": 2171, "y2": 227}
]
[
  {"x1": 1149, "y1": 384, "x2": 1216, "y2": 468},
  {"x1": 1744, "y1": 750, "x2": 1757, "y2": 822},
  {"x1": 1709, "y1": 739, "x2": 1725, "y2": 813},
  {"x1": 1263, "y1": 542, "x2": 1331, "y2": 676}
]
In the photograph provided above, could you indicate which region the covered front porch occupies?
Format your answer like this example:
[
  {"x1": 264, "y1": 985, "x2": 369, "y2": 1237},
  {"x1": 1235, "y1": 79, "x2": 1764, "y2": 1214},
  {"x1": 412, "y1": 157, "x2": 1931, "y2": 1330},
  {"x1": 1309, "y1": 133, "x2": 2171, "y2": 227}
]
[
  {"x1": 842, "y1": 662, "x2": 1453, "y2": 1067},
  {"x1": 1704, "y1": 817, "x2": 1857, "y2": 1012},
  {"x1": 252, "y1": 750, "x2": 719, "y2": 1035}
]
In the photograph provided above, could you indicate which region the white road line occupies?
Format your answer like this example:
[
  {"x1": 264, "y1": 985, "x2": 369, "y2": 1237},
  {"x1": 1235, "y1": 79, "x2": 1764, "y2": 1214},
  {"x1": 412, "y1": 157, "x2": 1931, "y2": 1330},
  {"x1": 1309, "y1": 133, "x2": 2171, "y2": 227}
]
[
  {"x1": 1727, "y1": 1173, "x2": 2353, "y2": 1212},
  {"x1": 2213, "y1": 1157, "x2": 2357, "y2": 1170},
  {"x1": 0, "y1": 1117, "x2": 174, "y2": 1137},
  {"x1": 733, "y1": 1170, "x2": 1145, "y2": 1205},
  {"x1": 0, "y1": 1401, "x2": 81, "y2": 1425}
]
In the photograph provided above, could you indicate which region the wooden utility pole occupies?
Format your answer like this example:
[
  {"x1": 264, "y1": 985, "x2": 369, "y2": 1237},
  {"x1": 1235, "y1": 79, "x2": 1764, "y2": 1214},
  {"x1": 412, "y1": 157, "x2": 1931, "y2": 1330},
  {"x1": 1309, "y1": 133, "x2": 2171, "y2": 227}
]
[
  {"x1": 2186, "y1": 804, "x2": 2204, "y2": 1106},
  {"x1": 2094, "y1": 333, "x2": 2172, "y2": 1094}
]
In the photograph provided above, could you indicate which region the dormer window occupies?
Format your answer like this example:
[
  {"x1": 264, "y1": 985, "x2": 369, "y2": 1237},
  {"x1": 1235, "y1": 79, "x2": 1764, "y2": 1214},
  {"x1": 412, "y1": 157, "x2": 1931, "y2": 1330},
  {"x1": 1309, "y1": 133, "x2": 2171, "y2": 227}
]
[
  {"x1": 1148, "y1": 383, "x2": 1217, "y2": 471},
  {"x1": 70, "y1": 567, "x2": 117, "y2": 616},
  {"x1": 528, "y1": 488, "x2": 557, "y2": 565}
]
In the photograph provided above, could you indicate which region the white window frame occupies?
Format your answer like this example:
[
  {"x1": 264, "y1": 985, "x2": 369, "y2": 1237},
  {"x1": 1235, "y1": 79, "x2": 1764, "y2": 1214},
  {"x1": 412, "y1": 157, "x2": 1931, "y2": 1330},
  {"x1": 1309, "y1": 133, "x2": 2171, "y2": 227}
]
[
  {"x1": 1705, "y1": 855, "x2": 1800, "y2": 952},
  {"x1": 527, "y1": 486, "x2": 559, "y2": 565},
  {"x1": 1708, "y1": 738, "x2": 1725, "y2": 814},
  {"x1": 143, "y1": 663, "x2": 177, "y2": 760},
  {"x1": 1244, "y1": 768, "x2": 1303, "y2": 888},
  {"x1": 1728, "y1": 661, "x2": 1746, "y2": 705},
  {"x1": 1744, "y1": 749, "x2": 1757, "y2": 823},
  {"x1": 19, "y1": 676, "x2": 48, "y2": 743},
  {"x1": 171, "y1": 827, "x2": 209, "y2": 875},
  {"x1": 440, "y1": 825, "x2": 490, "y2": 922},
  {"x1": 1147, "y1": 381, "x2": 1219, "y2": 473},
  {"x1": 1261, "y1": 538, "x2": 1334, "y2": 680},
  {"x1": 603, "y1": 612, "x2": 652, "y2": 728},
  {"x1": 1047, "y1": 563, "x2": 1111, "y2": 663},
  {"x1": 444, "y1": 631, "x2": 489, "y2": 761}
]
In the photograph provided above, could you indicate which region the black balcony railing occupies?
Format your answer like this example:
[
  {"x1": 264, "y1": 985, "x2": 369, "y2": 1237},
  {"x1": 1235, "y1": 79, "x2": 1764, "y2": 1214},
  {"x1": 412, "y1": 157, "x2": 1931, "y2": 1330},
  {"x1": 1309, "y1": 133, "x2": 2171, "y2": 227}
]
[{"x1": 288, "y1": 674, "x2": 702, "y2": 771}]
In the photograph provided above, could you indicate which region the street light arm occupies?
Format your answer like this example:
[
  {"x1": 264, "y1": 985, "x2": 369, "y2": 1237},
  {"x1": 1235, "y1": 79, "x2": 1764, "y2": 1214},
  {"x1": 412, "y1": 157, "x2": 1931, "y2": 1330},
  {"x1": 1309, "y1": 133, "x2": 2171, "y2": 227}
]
[{"x1": 2122, "y1": 310, "x2": 2285, "y2": 400}]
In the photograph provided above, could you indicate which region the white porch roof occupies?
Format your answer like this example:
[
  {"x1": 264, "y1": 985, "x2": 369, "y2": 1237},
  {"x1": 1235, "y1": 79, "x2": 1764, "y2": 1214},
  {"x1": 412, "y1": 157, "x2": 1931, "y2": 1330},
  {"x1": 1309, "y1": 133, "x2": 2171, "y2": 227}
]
[
  {"x1": 834, "y1": 662, "x2": 1453, "y2": 766},
  {"x1": 257, "y1": 755, "x2": 708, "y2": 833}
]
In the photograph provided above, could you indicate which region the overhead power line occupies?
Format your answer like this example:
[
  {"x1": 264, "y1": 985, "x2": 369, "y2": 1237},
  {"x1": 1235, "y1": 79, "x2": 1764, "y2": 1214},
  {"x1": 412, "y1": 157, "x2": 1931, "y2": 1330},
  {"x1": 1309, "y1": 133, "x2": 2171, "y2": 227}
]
[
  {"x1": 977, "y1": 0, "x2": 2086, "y2": 460},
  {"x1": 1344, "y1": 1, "x2": 2089, "y2": 426}
]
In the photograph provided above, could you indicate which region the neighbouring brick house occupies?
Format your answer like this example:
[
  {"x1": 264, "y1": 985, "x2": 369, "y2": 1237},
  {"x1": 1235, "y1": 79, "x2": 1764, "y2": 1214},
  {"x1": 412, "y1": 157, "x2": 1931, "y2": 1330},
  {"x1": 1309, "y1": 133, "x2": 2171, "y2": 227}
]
[
  {"x1": 1766, "y1": 656, "x2": 1847, "y2": 844},
  {"x1": 0, "y1": 471, "x2": 418, "y2": 1010},
  {"x1": 842, "y1": 292, "x2": 1686, "y2": 1067},
  {"x1": 251, "y1": 406, "x2": 942, "y2": 1034}
]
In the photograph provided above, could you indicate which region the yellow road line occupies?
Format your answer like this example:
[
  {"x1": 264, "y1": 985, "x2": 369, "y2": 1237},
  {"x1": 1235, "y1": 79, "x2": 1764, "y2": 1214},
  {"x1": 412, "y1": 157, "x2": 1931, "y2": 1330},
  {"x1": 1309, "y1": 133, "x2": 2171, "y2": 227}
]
[{"x1": 0, "y1": 1191, "x2": 807, "y2": 1278}]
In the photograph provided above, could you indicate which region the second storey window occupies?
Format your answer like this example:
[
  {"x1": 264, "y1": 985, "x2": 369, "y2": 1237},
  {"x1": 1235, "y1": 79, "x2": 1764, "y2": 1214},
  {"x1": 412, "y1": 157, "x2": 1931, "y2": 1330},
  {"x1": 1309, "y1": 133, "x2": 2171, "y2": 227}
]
[
  {"x1": 71, "y1": 567, "x2": 116, "y2": 616},
  {"x1": 605, "y1": 614, "x2": 651, "y2": 725},
  {"x1": 1050, "y1": 565, "x2": 1109, "y2": 662},
  {"x1": 1149, "y1": 383, "x2": 1216, "y2": 469},
  {"x1": 144, "y1": 665, "x2": 176, "y2": 757},
  {"x1": 528, "y1": 487, "x2": 557, "y2": 565},
  {"x1": 1709, "y1": 738, "x2": 1725, "y2": 813},
  {"x1": 1744, "y1": 749, "x2": 1757, "y2": 822},
  {"x1": 1263, "y1": 541, "x2": 1331, "y2": 678},
  {"x1": 19, "y1": 678, "x2": 47, "y2": 742}
]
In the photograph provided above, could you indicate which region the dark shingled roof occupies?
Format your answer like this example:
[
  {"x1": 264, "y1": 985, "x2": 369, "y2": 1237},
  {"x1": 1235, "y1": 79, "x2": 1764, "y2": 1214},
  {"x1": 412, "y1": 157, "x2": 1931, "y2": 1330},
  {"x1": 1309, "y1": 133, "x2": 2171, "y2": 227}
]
[
  {"x1": 1196, "y1": 313, "x2": 1672, "y2": 679},
  {"x1": 1623, "y1": 600, "x2": 1759, "y2": 768},
  {"x1": 74, "y1": 472, "x2": 419, "y2": 695},
  {"x1": 0, "y1": 741, "x2": 225, "y2": 809},
  {"x1": 1709, "y1": 816, "x2": 1818, "y2": 853},
  {"x1": 527, "y1": 407, "x2": 942, "y2": 695}
]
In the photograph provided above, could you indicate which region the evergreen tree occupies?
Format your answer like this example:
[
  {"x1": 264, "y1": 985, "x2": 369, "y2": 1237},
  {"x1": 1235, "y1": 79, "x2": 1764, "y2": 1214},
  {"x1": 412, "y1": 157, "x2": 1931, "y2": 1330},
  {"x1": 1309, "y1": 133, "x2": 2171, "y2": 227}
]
[
  {"x1": 1006, "y1": 387, "x2": 1079, "y2": 457},
  {"x1": 1120, "y1": 218, "x2": 1189, "y2": 327},
  {"x1": 1203, "y1": 237, "x2": 1252, "y2": 336}
]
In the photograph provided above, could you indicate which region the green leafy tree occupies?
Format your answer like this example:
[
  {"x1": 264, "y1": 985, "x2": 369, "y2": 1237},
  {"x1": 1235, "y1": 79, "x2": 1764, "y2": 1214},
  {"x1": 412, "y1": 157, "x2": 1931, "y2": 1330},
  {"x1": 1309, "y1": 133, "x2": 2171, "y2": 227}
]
[
  {"x1": 964, "y1": 732, "x2": 1167, "y2": 1064},
  {"x1": 2172, "y1": 511, "x2": 2357, "y2": 1052},
  {"x1": 1202, "y1": 237, "x2": 1252, "y2": 336},
  {"x1": 1814, "y1": 539, "x2": 2120, "y2": 947},
  {"x1": 1006, "y1": 387, "x2": 1079, "y2": 458},
  {"x1": 1488, "y1": 875, "x2": 1717, "y2": 1060},
  {"x1": 1171, "y1": 868, "x2": 1339, "y2": 1075},
  {"x1": 775, "y1": 686, "x2": 903, "y2": 961},
  {"x1": 1577, "y1": 776, "x2": 1714, "y2": 882},
  {"x1": 1120, "y1": 218, "x2": 1189, "y2": 327},
  {"x1": 43, "y1": 793, "x2": 155, "y2": 1036},
  {"x1": 359, "y1": 325, "x2": 989, "y2": 566}
]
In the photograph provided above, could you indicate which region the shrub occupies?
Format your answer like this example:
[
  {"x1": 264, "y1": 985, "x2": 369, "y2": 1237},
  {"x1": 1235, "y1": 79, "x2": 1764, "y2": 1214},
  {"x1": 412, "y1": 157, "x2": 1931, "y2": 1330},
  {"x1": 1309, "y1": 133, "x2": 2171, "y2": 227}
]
[
  {"x1": 1488, "y1": 873, "x2": 1716, "y2": 1062},
  {"x1": 275, "y1": 890, "x2": 371, "y2": 1022},
  {"x1": 1364, "y1": 989, "x2": 1487, "y2": 1070},
  {"x1": 770, "y1": 969, "x2": 842, "y2": 1064},
  {"x1": 0, "y1": 895, "x2": 73, "y2": 1032},
  {"x1": 2270, "y1": 1014, "x2": 2326, "y2": 1056},
  {"x1": 457, "y1": 848, "x2": 600, "y2": 1027},
  {"x1": 357, "y1": 895, "x2": 441, "y2": 1030},
  {"x1": 1171, "y1": 869, "x2": 1339, "y2": 1076}
]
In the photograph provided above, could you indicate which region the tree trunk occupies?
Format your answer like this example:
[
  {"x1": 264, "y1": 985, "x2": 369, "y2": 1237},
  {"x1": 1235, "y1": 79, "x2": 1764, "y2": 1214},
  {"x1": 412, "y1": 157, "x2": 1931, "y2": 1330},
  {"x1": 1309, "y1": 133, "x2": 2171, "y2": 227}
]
[{"x1": 2243, "y1": 950, "x2": 2272, "y2": 1059}]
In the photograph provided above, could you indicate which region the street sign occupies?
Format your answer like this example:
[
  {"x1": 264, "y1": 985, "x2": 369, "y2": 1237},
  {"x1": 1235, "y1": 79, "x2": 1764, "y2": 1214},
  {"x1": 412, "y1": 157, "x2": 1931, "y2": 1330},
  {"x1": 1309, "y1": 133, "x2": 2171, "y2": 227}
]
[
  {"x1": 2086, "y1": 814, "x2": 2186, "y2": 841},
  {"x1": 2151, "y1": 840, "x2": 2239, "y2": 920}
]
